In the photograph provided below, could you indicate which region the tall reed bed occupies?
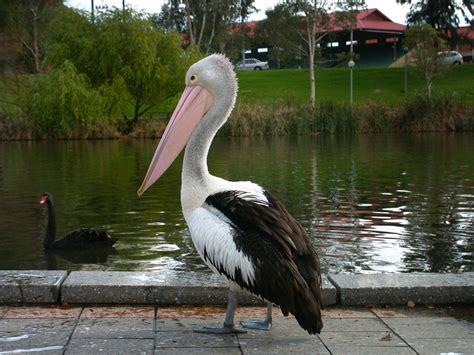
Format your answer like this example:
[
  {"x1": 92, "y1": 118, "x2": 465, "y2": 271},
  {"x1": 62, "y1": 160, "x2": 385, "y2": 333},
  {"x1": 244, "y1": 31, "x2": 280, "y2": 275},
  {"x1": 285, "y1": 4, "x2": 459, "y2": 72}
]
[
  {"x1": 224, "y1": 94, "x2": 474, "y2": 136},
  {"x1": 0, "y1": 93, "x2": 472, "y2": 139}
]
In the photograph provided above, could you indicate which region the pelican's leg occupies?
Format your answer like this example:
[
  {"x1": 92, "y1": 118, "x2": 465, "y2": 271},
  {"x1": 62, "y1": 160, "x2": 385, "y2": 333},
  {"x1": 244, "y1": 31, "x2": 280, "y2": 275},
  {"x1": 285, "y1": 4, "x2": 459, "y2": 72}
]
[
  {"x1": 240, "y1": 302, "x2": 272, "y2": 331},
  {"x1": 194, "y1": 289, "x2": 247, "y2": 334}
]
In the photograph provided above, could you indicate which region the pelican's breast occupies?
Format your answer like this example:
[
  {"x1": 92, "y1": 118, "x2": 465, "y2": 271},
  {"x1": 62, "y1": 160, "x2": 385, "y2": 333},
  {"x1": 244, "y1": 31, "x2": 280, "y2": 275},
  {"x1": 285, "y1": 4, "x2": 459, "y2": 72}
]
[{"x1": 185, "y1": 206, "x2": 256, "y2": 287}]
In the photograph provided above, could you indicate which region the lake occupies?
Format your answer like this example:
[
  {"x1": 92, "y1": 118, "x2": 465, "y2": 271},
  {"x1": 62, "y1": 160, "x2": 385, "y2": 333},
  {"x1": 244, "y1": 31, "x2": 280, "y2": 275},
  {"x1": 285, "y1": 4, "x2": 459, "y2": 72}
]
[{"x1": 0, "y1": 134, "x2": 472, "y2": 274}]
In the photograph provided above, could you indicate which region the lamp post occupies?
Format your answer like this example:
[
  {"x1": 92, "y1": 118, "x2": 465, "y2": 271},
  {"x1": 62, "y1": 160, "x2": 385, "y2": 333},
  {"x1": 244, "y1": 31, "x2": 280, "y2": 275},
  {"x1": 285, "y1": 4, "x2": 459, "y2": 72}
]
[
  {"x1": 348, "y1": 60, "x2": 355, "y2": 107},
  {"x1": 403, "y1": 47, "x2": 409, "y2": 98}
]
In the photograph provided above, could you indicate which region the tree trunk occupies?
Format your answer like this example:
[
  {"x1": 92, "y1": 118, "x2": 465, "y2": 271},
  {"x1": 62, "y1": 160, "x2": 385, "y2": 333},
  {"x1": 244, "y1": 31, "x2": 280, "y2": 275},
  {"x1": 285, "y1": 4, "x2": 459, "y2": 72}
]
[
  {"x1": 31, "y1": 6, "x2": 40, "y2": 73},
  {"x1": 197, "y1": 2, "x2": 207, "y2": 48},
  {"x1": 185, "y1": 0, "x2": 195, "y2": 44},
  {"x1": 205, "y1": 12, "x2": 217, "y2": 55},
  {"x1": 427, "y1": 79, "x2": 433, "y2": 98}
]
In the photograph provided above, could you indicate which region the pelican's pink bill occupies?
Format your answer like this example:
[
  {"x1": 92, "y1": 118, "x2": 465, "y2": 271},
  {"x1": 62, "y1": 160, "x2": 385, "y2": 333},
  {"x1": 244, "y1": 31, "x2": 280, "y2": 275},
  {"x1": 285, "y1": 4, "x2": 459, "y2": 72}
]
[{"x1": 137, "y1": 85, "x2": 213, "y2": 196}]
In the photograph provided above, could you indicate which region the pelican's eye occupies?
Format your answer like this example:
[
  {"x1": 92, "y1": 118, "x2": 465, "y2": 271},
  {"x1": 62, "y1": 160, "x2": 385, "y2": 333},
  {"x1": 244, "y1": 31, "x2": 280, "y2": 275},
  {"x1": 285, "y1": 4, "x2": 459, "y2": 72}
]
[{"x1": 190, "y1": 75, "x2": 197, "y2": 83}]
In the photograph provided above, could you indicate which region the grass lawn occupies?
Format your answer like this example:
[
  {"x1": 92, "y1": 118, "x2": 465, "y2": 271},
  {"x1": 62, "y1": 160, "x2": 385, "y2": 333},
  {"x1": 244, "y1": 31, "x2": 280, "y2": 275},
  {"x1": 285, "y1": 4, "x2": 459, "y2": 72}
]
[{"x1": 236, "y1": 65, "x2": 474, "y2": 105}]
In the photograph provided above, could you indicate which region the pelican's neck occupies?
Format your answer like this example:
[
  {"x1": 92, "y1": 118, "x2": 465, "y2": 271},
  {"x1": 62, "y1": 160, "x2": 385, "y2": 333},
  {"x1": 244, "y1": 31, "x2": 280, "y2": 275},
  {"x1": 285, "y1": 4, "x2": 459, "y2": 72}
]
[{"x1": 181, "y1": 82, "x2": 236, "y2": 211}]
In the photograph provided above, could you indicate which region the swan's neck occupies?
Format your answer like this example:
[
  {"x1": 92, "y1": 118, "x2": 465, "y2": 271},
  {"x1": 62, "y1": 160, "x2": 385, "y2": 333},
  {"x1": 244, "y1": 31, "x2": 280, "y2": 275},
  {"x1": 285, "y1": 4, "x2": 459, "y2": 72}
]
[
  {"x1": 181, "y1": 84, "x2": 235, "y2": 211},
  {"x1": 44, "y1": 200, "x2": 56, "y2": 249}
]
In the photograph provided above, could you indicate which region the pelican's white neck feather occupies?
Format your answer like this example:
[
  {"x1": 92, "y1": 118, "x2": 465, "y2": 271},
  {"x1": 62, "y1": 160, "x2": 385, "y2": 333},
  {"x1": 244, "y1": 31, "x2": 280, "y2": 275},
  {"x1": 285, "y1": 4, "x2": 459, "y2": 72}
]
[{"x1": 180, "y1": 54, "x2": 238, "y2": 213}]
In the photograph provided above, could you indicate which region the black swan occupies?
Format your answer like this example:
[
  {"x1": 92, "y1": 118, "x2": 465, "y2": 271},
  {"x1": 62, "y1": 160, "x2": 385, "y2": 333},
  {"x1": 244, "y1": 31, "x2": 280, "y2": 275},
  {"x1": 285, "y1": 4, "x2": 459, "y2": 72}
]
[{"x1": 40, "y1": 192, "x2": 117, "y2": 250}]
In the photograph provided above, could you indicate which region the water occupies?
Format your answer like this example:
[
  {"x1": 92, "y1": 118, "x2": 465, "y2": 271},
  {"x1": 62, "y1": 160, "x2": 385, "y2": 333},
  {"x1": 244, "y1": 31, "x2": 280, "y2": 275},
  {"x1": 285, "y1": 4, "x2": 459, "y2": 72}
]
[{"x1": 0, "y1": 134, "x2": 472, "y2": 273}]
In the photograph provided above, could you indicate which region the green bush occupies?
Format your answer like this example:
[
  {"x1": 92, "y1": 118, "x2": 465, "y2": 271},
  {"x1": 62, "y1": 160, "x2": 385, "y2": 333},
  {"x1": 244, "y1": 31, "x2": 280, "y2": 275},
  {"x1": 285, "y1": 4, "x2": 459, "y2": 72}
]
[{"x1": 25, "y1": 61, "x2": 103, "y2": 137}]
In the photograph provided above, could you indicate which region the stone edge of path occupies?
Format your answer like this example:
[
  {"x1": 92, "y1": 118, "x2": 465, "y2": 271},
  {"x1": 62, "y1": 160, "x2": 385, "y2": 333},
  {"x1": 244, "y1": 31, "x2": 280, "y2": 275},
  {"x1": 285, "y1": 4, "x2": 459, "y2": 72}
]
[
  {"x1": 328, "y1": 272, "x2": 474, "y2": 305},
  {"x1": 60, "y1": 271, "x2": 337, "y2": 306},
  {"x1": 0, "y1": 270, "x2": 473, "y2": 306},
  {"x1": 0, "y1": 270, "x2": 67, "y2": 304}
]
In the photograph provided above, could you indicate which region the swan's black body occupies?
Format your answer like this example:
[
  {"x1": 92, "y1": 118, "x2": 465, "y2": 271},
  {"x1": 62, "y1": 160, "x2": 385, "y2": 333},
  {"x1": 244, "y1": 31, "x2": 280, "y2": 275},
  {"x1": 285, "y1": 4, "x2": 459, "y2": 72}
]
[{"x1": 40, "y1": 193, "x2": 117, "y2": 250}]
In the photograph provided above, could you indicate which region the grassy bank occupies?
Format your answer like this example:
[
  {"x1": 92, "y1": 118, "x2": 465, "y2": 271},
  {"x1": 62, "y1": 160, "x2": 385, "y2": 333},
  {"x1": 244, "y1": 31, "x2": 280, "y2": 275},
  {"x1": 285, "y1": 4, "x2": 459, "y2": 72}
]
[
  {"x1": 1, "y1": 66, "x2": 474, "y2": 139},
  {"x1": 237, "y1": 65, "x2": 474, "y2": 104}
]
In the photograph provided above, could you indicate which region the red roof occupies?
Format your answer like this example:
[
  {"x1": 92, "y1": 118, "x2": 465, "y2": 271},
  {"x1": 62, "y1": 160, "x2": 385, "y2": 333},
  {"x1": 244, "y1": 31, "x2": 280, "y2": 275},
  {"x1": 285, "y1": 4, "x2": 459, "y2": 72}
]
[
  {"x1": 235, "y1": 8, "x2": 406, "y2": 37},
  {"x1": 457, "y1": 26, "x2": 474, "y2": 40},
  {"x1": 329, "y1": 8, "x2": 406, "y2": 33}
]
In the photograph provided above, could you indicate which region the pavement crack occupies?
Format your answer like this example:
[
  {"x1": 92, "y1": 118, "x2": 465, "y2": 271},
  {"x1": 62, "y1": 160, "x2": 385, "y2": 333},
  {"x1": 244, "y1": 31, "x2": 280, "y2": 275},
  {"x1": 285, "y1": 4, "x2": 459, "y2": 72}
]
[
  {"x1": 369, "y1": 308, "x2": 419, "y2": 355},
  {"x1": 62, "y1": 306, "x2": 84, "y2": 355},
  {"x1": 317, "y1": 333, "x2": 333, "y2": 355}
]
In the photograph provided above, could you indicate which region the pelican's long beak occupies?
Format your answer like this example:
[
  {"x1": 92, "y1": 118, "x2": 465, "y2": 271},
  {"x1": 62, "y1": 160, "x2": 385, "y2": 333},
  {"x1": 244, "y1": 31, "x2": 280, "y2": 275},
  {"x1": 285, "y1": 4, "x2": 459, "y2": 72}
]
[{"x1": 137, "y1": 85, "x2": 213, "y2": 196}]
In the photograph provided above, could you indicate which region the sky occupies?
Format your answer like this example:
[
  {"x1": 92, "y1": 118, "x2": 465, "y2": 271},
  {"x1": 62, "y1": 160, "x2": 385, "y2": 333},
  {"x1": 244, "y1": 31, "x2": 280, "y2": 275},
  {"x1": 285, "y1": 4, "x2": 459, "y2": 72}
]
[{"x1": 67, "y1": 0, "x2": 412, "y2": 25}]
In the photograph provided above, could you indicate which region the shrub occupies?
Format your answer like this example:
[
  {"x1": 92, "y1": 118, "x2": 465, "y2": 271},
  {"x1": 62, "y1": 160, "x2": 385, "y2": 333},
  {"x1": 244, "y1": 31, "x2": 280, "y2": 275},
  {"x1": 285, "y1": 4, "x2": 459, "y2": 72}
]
[{"x1": 24, "y1": 60, "x2": 103, "y2": 137}]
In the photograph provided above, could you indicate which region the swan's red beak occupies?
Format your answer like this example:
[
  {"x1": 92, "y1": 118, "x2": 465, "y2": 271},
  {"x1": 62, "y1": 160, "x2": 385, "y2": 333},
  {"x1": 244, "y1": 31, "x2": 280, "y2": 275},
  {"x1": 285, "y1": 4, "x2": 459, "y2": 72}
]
[
  {"x1": 40, "y1": 195, "x2": 48, "y2": 204},
  {"x1": 137, "y1": 85, "x2": 213, "y2": 196}
]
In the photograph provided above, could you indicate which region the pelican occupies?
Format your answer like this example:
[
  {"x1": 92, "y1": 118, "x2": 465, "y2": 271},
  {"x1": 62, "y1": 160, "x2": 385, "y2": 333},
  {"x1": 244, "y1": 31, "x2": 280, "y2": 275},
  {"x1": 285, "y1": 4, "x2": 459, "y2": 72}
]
[{"x1": 138, "y1": 54, "x2": 323, "y2": 335}]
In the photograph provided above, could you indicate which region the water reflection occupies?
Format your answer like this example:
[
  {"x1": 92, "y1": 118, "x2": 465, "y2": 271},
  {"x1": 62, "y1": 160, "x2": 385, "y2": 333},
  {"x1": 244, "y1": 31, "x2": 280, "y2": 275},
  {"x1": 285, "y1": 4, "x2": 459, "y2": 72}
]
[{"x1": 0, "y1": 134, "x2": 472, "y2": 273}]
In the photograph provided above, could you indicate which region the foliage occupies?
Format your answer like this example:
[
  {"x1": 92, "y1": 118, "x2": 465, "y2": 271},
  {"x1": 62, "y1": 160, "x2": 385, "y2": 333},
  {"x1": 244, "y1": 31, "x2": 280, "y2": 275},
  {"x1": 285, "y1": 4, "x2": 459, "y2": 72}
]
[
  {"x1": 223, "y1": 93, "x2": 474, "y2": 136},
  {"x1": 24, "y1": 60, "x2": 103, "y2": 137},
  {"x1": 46, "y1": 7, "x2": 202, "y2": 133},
  {"x1": 0, "y1": 0, "x2": 62, "y2": 73},
  {"x1": 254, "y1": 0, "x2": 366, "y2": 107},
  {"x1": 397, "y1": 0, "x2": 473, "y2": 46},
  {"x1": 156, "y1": 0, "x2": 256, "y2": 55},
  {"x1": 404, "y1": 24, "x2": 448, "y2": 97}
]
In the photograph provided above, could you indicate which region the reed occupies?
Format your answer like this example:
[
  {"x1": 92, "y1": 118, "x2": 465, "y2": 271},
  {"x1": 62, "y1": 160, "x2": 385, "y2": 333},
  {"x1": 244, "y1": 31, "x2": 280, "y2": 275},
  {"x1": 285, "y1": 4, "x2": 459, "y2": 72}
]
[
  {"x1": 0, "y1": 94, "x2": 472, "y2": 139},
  {"x1": 225, "y1": 94, "x2": 474, "y2": 136}
]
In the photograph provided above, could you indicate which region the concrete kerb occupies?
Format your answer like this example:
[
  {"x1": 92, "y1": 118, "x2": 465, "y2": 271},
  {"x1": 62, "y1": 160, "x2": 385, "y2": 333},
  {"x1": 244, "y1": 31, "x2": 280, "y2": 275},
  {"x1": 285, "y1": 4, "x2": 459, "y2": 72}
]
[
  {"x1": 60, "y1": 271, "x2": 337, "y2": 306},
  {"x1": 329, "y1": 273, "x2": 474, "y2": 306},
  {"x1": 0, "y1": 270, "x2": 67, "y2": 304},
  {"x1": 0, "y1": 270, "x2": 473, "y2": 306}
]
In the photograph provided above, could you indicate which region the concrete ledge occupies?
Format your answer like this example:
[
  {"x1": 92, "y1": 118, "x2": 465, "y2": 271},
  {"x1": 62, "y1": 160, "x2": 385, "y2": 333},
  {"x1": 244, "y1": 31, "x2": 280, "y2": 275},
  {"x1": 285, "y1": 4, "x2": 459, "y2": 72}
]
[
  {"x1": 61, "y1": 271, "x2": 336, "y2": 306},
  {"x1": 2, "y1": 271, "x2": 472, "y2": 306},
  {"x1": 0, "y1": 270, "x2": 67, "y2": 304},
  {"x1": 329, "y1": 273, "x2": 474, "y2": 305}
]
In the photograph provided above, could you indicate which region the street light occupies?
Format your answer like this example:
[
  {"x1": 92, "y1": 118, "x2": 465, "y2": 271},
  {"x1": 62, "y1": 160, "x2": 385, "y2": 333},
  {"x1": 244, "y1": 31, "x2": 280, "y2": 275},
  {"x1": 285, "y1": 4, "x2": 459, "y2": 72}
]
[
  {"x1": 403, "y1": 47, "x2": 409, "y2": 98},
  {"x1": 348, "y1": 59, "x2": 355, "y2": 107}
]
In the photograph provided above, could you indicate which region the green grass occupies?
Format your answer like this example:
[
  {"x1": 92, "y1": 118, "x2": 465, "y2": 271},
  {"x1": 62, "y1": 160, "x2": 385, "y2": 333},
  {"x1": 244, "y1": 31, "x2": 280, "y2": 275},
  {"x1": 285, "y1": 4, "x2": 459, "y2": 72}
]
[{"x1": 236, "y1": 65, "x2": 474, "y2": 104}]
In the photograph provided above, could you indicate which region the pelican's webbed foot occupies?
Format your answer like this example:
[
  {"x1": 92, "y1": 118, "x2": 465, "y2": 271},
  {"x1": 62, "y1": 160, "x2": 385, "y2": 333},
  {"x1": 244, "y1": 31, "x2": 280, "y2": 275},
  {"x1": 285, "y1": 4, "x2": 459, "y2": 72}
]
[
  {"x1": 194, "y1": 289, "x2": 247, "y2": 334},
  {"x1": 240, "y1": 302, "x2": 273, "y2": 331},
  {"x1": 194, "y1": 325, "x2": 247, "y2": 334},
  {"x1": 240, "y1": 319, "x2": 272, "y2": 331}
]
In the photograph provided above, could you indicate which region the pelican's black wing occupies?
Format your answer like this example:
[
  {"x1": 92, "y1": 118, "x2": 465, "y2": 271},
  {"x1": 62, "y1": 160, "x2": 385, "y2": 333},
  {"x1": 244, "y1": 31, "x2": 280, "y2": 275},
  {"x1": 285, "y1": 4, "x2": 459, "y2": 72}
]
[{"x1": 205, "y1": 190, "x2": 323, "y2": 334}]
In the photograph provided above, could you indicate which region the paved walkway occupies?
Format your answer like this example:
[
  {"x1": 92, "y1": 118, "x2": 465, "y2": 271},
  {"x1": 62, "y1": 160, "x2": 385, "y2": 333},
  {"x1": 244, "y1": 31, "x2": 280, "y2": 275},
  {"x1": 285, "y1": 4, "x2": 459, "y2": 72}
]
[{"x1": 0, "y1": 305, "x2": 473, "y2": 354}]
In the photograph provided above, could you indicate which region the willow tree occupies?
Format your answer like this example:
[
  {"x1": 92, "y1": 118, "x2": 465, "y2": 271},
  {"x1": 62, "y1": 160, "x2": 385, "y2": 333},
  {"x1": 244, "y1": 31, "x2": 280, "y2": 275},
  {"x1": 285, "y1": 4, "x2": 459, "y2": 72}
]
[{"x1": 47, "y1": 8, "x2": 201, "y2": 133}]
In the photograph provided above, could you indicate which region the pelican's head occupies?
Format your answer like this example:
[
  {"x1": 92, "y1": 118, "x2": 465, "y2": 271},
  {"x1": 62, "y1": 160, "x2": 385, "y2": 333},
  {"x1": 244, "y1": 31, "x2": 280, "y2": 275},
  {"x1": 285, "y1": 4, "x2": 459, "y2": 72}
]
[{"x1": 137, "y1": 54, "x2": 237, "y2": 196}]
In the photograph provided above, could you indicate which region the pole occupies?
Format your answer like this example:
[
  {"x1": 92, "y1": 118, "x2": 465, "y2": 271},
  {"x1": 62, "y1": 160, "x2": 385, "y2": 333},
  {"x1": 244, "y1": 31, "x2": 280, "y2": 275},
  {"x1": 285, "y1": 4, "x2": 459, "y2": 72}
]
[
  {"x1": 404, "y1": 47, "x2": 408, "y2": 98},
  {"x1": 241, "y1": 0, "x2": 246, "y2": 70},
  {"x1": 350, "y1": 29, "x2": 354, "y2": 108},
  {"x1": 350, "y1": 66, "x2": 353, "y2": 107},
  {"x1": 91, "y1": 0, "x2": 94, "y2": 22}
]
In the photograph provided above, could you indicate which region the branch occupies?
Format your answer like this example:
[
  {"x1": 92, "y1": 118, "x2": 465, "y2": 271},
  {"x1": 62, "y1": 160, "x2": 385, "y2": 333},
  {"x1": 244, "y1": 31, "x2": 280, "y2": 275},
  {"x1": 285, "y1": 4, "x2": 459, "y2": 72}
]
[{"x1": 138, "y1": 104, "x2": 155, "y2": 117}]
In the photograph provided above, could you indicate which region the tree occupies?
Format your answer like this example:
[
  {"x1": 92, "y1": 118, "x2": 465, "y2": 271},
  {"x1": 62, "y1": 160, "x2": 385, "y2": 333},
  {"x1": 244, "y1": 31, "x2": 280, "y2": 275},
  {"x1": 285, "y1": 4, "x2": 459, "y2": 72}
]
[
  {"x1": 264, "y1": 0, "x2": 365, "y2": 108},
  {"x1": 155, "y1": 0, "x2": 256, "y2": 54},
  {"x1": 253, "y1": 5, "x2": 303, "y2": 69},
  {"x1": 47, "y1": 7, "x2": 201, "y2": 133},
  {"x1": 0, "y1": 0, "x2": 61, "y2": 73},
  {"x1": 404, "y1": 23, "x2": 447, "y2": 97},
  {"x1": 397, "y1": 0, "x2": 473, "y2": 41}
]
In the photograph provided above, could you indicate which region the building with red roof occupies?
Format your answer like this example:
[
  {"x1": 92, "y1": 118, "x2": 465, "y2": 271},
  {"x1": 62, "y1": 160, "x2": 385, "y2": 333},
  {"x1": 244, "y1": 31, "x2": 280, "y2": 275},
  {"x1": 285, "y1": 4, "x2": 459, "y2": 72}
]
[{"x1": 238, "y1": 8, "x2": 408, "y2": 68}]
